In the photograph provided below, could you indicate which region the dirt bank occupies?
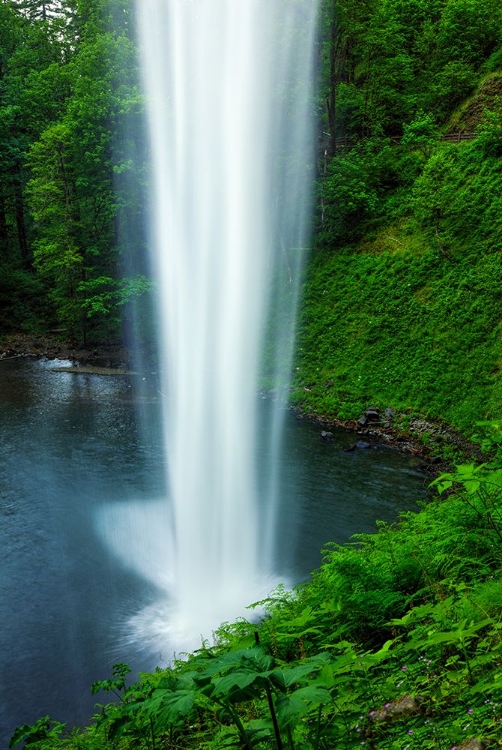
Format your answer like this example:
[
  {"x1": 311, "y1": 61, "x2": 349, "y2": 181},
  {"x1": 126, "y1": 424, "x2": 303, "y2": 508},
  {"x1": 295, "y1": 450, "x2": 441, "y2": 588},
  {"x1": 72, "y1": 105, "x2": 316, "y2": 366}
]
[{"x1": 0, "y1": 333, "x2": 131, "y2": 369}]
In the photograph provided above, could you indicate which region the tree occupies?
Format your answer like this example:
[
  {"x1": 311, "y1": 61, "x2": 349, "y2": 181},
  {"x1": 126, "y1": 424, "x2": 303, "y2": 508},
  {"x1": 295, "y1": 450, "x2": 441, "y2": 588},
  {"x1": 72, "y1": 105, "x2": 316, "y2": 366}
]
[
  {"x1": 25, "y1": 6, "x2": 148, "y2": 343},
  {"x1": 8, "y1": 0, "x2": 67, "y2": 22}
]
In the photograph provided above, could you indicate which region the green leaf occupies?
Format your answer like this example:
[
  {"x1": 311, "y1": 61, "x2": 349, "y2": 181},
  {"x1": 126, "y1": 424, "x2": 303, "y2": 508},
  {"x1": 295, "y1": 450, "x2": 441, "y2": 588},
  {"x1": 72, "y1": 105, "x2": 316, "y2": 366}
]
[
  {"x1": 269, "y1": 661, "x2": 323, "y2": 691},
  {"x1": 275, "y1": 685, "x2": 330, "y2": 728},
  {"x1": 9, "y1": 717, "x2": 66, "y2": 748},
  {"x1": 211, "y1": 670, "x2": 266, "y2": 700},
  {"x1": 144, "y1": 688, "x2": 197, "y2": 730},
  {"x1": 107, "y1": 714, "x2": 132, "y2": 741}
]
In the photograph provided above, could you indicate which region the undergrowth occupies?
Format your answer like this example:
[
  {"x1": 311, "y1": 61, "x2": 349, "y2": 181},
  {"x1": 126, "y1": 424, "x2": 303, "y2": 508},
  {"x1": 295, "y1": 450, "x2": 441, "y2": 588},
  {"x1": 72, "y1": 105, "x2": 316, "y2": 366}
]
[{"x1": 11, "y1": 422, "x2": 502, "y2": 749}]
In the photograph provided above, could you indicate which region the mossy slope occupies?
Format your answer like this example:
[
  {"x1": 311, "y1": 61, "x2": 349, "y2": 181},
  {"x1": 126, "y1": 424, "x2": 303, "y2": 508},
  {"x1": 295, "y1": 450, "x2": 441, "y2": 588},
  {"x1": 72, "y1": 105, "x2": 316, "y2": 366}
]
[{"x1": 293, "y1": 124, "x2": 502, "y2": 434}]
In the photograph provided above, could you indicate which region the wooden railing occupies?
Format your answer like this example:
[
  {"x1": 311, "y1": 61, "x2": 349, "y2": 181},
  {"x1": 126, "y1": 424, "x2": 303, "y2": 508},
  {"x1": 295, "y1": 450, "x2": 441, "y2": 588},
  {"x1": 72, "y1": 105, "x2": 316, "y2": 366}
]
[
  {"x1": 437, "y1": 132, "x2": 477, "y2": 143},
  {"x1": 331, "y1": 132, "x2": 477, "y2": 149}
]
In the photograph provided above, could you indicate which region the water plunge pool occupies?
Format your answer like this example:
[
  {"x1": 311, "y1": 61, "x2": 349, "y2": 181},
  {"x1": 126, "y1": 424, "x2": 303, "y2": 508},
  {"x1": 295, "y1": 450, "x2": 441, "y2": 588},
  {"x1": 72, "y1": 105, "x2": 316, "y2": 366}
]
[{"x1": 0, "y1": 358, "x2": 427, "y2": 744}]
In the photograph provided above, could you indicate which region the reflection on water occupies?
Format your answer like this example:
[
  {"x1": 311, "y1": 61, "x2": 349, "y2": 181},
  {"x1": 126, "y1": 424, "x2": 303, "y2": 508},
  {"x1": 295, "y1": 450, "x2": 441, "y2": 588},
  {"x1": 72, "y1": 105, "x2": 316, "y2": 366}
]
[{"x1": 0, "y1": 359, "x2": 427, "y2": 743}]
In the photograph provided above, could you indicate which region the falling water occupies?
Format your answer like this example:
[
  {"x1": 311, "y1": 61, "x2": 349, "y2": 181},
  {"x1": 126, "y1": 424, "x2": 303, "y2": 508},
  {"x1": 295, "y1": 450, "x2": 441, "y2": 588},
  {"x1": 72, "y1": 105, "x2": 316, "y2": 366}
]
[{"x1": 126, "y1": 0, "x2": 318, "y2": 651}]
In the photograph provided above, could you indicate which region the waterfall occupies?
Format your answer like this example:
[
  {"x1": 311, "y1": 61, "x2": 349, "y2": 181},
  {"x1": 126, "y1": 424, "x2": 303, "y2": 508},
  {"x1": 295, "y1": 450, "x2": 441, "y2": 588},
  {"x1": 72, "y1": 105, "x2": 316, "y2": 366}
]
[{"x1": 129, "y1": 0, "x2": 318, "y2": 652}]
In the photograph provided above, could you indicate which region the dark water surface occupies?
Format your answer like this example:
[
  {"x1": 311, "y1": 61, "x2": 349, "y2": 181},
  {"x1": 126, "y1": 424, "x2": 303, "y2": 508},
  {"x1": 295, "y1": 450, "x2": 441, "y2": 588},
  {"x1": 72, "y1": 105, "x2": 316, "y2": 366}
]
[{"x1": 0, "y1": 358, "x2": 427, "y2": 744}]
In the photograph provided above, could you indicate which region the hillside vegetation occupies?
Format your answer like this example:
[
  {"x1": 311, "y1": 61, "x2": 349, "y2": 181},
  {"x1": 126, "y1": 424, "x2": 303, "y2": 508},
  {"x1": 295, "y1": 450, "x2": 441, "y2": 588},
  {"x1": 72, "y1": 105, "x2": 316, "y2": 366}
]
[{"x1": 293, "y1": 0, "x2": 502, "y2": 436}]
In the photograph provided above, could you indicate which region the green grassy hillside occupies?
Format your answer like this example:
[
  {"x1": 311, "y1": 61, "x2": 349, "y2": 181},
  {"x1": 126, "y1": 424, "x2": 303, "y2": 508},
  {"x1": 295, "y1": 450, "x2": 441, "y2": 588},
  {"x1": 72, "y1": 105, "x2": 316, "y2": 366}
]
[
  {"x1": 294, "y1": 0, "x2": 502, "y2": 437},
  {"x1": 293, "y1": 106, "x2": 502, "y2": 434}
]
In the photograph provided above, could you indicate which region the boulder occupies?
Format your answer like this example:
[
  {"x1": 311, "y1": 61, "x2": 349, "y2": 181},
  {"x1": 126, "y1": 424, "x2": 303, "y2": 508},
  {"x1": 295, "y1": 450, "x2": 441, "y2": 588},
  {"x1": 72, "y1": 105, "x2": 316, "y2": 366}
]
[
  {"x1": 355, "y1": 440, "x2": 371, "y2": 449},
  {"x1": 357, "y1": 407, "x2": 381, "y2": 426},
  {"x1": 365, "y1": 407, "x2": 381, "y2": 421},
  {"x1": 369, "y1": 694, "x2": 424, "y2": 723},
  {"x1": 456, "y1": 741, "x2": 485, "y2": 750}
]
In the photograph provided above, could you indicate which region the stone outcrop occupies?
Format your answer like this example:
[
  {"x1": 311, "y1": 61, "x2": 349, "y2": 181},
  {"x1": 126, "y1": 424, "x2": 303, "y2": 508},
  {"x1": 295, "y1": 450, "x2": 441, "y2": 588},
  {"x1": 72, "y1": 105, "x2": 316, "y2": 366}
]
[
  {"x1": 357, "y1": 406, "x2": 381, "y2": 426},
  {"x1": 369, "y1": 694, "x2": 425, "y2": 723},
  {"x1": 455, "y1": 740, "x2": 485, "y2": 750}
]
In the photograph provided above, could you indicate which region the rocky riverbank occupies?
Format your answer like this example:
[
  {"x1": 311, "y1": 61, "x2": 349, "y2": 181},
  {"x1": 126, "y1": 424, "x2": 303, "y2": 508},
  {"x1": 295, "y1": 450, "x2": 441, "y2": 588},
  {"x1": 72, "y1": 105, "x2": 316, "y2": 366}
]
[
  {"x1": 292, "y1": 405, "x2": 483, "y2": 475},
  {"x1": 1, "y1": 334, "x2": 480, "y2": 471},
  {"x1": 0, "y1": 333, "x2": 131, "y2": 369}
]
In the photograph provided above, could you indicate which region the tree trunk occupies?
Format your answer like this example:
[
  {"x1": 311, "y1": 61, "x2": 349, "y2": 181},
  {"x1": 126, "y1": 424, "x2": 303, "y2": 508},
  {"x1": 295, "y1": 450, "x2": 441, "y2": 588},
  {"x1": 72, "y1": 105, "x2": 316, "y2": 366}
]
[
  {"x1": 14, "y1": 180, "x2": 29, "y2": 262},
  {"x1": 327, "y1": 0, "x2": 338, "y2": 156},
  {"x1": 0, "y1": 195, "x2": 9, "y2": 257}
]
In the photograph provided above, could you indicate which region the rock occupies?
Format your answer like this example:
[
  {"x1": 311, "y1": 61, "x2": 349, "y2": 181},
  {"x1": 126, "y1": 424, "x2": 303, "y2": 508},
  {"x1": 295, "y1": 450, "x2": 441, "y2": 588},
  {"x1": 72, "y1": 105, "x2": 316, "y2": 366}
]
[
  {"x1": 385, "y1": 407, "x2": 395, "y2": 420},
  {"x1": 365, "y1": 407, "x2": 380, "y2": 420},
  {"x1": 357, "y1": 407, "x2": 381, "y2": 426},
  {"x1": 355, "y1": 440, "x2": 371, "y2": 449},
  {"x1": 456, "y1": 740, "x2": 485, "y2": 750},
  {"x1": 369, "y1": 694, "x2": 425, "y2": 723},
  {"x1": 320, "y1": 431, "x2": 334, "y2": 442},
  {"x1": 343, "y1": 443, "x2": 356, "y2": 452}
]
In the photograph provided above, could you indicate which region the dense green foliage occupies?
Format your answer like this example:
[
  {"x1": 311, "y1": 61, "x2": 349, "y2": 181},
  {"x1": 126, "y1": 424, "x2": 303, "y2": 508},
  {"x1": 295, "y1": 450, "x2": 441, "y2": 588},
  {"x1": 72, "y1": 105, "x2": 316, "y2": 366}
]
[
  {"x1": 318, "y1": 0, "x2": 502, "y2": 146},
  {"x1": 0, "y1": 0, "x2": 149, "y2": 343},
  {"x1": 9, "y1": 424, "x2": 502, "y2": 748},
  {"x1": 293, "y1": 137, "x2": 502, "y2": 430},
  {"x1": 295, "y1": 0, "x2": 502, "y2": 432}
]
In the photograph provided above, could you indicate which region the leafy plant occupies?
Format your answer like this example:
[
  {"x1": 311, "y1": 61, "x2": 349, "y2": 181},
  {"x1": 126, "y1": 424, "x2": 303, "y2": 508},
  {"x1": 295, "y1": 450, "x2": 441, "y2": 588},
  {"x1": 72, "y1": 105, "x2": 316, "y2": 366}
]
[{"x1": 9, "y1": 717, "x2": 67, "y2": 749}]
